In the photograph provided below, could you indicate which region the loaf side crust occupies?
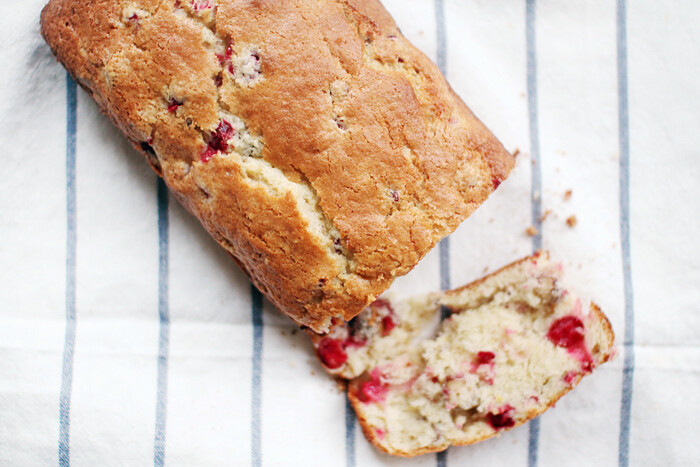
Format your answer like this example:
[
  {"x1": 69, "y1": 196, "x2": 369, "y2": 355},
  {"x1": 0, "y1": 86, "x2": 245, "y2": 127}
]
[{"x1": 41, "y1": 0, "x2": 515, "y2": 332}]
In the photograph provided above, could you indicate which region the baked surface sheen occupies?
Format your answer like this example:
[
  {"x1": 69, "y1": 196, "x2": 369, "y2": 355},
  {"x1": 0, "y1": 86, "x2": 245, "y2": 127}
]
[{"x1": 41, "y1": 0, "x2": 515, "y2": 332}]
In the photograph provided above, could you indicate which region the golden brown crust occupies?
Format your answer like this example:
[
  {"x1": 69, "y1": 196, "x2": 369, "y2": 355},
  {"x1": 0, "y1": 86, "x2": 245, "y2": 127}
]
[
  {"x1": 41, "y1": 0, "x2": 514, "y2": 332},
  {"x1": 444, "y1": 250, "x2": 552, "y2": 298},
  {"x1": 590, "y1": 302, "x2": 616, "y2": 358}
]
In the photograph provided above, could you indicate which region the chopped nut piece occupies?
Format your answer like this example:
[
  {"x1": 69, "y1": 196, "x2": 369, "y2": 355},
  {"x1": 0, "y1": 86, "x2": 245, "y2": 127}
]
[{"x1": 566, "y1": 216, "x2": 578, "y2": 228}]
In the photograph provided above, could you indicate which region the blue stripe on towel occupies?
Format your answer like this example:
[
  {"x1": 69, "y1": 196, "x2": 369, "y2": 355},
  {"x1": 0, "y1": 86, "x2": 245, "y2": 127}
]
[
  {"x1": 345, "y1": 395, "x2": 356, "y2": 467},
  {"x1": 251, "y1": 286, "x2": 264, "y2": 467},
  {"x1": 526, "y1": 0, "x2": 543, "y2": 465},
  {"x1": 616, "y1": 1, "x2": 635, "y2": 466},
  {"x1": 153, "y1": 179, "x2": 170, "y2": 466},
  {"x1": 435, "y1": 1, "x2": 449, "y2": 466},
  {"x1": 58, "y1": 73, "x2": 77, "y2": 467}
]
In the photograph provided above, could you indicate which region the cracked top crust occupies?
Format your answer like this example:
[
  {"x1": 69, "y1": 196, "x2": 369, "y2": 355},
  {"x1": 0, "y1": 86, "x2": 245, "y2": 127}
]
[{"x1": 41, "y1": 0, "x2": 515, "y2": 333}]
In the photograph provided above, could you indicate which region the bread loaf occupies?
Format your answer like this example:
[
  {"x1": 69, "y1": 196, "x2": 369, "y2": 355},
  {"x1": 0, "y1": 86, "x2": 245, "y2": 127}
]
[
  {"x1": 310, "y1": 253, "x2": 615, "y2": 456},
  {"x1": 41, "y1": 0, "x2": 514, "y2": 332}
]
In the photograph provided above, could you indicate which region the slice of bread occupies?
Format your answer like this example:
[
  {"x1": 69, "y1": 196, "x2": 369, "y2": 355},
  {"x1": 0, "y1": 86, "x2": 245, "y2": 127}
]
[{"x1": 310, "y1": 252, "x2": 615, "y2": 456}]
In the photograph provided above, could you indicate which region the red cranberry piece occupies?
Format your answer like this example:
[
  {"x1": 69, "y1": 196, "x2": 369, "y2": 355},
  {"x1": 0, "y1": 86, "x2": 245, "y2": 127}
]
[
  {"x1": 487, "y1": 405, "x2": 516, "y2": 430},
  {"x1": 547, "y1": 316, "x2": 585, "y2": 348},
  {"x1": 470, "y1": 351, "x2": 496, "y2": 384},
  {"x1": 217, "y1": 45, "x2": 235, "y2": 72},
  {"x1": 317, "y1": 338, "x2": 347, "y2": 369},
  {"x1": 209, "y1": 120, "x2": 234, "y2": 151},
  {"x1": 380, "y1": 315, "x2": 395, "y2": 337},
  {"x1": 129, "y1": 13, "x2": 139, "y2": 21},
  {"x1": 357, "y1": 373, "x2": 388, "y2": 403},
  {"x1": 563, "y1": 371, "x2": 578, "y2": 385},
  {"x1": 492, "y1": 178, "x2": 502, "y2": 189},
  {"x1": 474, "y1": 351, "x2": 495, "y2": 365},
  {"x1": 548, "y1": 316, "x2": 594, "y2": 372},
  {"x1": 569, "y1": 347, "x2": 593, "y2": 372},
  {"x1": 390, "y1": 190, "x2": 400, "y2": 202},
  {"x1": 192, "y1": 0, "x2": 212, "y2": 12},
  {"x1": 201, "y1": 119, "x2": 235, "y2": 162},
  {"x1": 167, "y1": 98, "x2": 183, "y2": 113}
]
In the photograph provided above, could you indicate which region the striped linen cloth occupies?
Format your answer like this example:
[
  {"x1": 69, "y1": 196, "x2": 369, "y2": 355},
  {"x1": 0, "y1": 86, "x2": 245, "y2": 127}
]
[{"x1": 1, "y1": 0, "x2": 698, "y2": 465}]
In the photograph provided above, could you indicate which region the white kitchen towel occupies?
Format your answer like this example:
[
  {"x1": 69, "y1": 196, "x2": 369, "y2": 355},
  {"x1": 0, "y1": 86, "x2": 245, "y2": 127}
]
[{"x1": 1, "y1": 0, "x2": 698, "y2": 466}]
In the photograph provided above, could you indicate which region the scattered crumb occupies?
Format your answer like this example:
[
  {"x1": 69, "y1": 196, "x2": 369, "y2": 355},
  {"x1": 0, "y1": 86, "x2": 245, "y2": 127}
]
[
  {"x1": 290, "y1": 361, "x2": 297, "y2": 368},
  {"x1": 526, "y1": 226, "x2": 539, "y2": 237},
  {"x1": 533, "y1": 191, "x2": 541, "y2": 201},
  {"x1": 512, "y1": 148, "x2": 521, "y2": 158},
  {"x1": 311, "y1": 370, "x2": 316, "y2": 376},
  {"x1": 489, "y1": 218, "x2": 495, "y2": 224},
  {"x1": 566, "y1": 216, "x2": 578, "y2": 228},
  {"x1": 291, "y1": 328, "x2": 298, "y2": 336},
  {"x1": 520, "y1": 92, "x2": 526, "y2": 98},
  {"x1": 280, "y1": 330, "x2": 286, "y2": 336},
  {"x1": 612, "y1": 242, "x2": 617, "y2": 248},
  {"x1": 483, "y1": 266, "x2": 489, "y2": 274},
  {"x1": 564, "y1": 189, "x2": 573, "y2": 201},
  {"x1": 539, "y1": 209, "x2": 552, "y2": 223},
  {"x1": 531, "y1": 159, "x2": 537, "y2": 166}
]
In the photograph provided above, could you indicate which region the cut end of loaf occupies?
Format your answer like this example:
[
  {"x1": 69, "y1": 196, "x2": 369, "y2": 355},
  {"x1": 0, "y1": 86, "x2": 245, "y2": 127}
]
[{"x1": 311, "y1": 252, "x2": 615, "y2": 456}]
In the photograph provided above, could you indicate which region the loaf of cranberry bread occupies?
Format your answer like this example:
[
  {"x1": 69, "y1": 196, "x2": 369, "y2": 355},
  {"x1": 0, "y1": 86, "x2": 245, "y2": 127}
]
[
  {"x1": 310, "y1": 252, "x2": 615, "y2": 456},
  {"x1": 40, "y1": 0, "x2": 514, "y2": 332}
]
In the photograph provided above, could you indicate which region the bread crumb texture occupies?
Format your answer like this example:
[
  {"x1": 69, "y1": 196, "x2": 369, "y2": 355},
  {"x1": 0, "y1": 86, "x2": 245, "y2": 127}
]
[
  {"x1": 312, "y1": 253, "x2": 614, "y2": 456},
  {"x1": 525, "y1": 226, "x2": 539, "y2": 237},
  {"x1": 40, "y1": 0, "x2": 514, "y2": 332}
]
